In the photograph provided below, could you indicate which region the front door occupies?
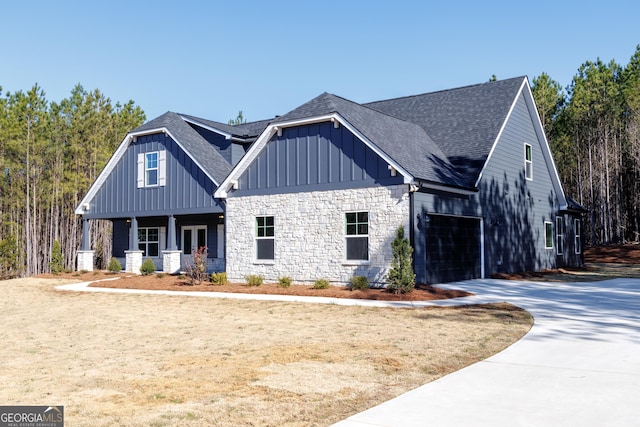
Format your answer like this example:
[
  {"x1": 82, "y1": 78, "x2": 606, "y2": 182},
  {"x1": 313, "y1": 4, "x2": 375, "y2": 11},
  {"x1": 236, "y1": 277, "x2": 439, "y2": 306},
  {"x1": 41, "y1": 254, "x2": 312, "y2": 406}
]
[{"x1": 181, "y1": 226, "x2": 207, "y2": 269}]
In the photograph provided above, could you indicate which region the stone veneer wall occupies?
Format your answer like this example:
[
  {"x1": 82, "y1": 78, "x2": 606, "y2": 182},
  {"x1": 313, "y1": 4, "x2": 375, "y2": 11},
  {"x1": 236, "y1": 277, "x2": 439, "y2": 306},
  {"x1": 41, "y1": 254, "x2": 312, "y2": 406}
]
[{"x1": 225, "y1": 185, "x2": 410, "y2": 286}]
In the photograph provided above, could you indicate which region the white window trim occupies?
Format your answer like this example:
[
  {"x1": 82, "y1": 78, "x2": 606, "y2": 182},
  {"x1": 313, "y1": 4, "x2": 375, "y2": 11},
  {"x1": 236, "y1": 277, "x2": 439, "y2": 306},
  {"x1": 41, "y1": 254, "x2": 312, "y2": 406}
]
[
  {"x1": 137, "y1": 150, "x2": 166, "y2": 188},
  {"x1": 544, "y1": 221, "x2": 553, "y2": 250},
  {"x1": 344, "y1": 211, "x2": 370, "y2": 264},
  {"x1": 575, "y1": 219, "x2": 582, "y2": 254},
  {"x1": 556, "y1": 216, "x2": 563, "y2": 255},
  {"x1": 255, "y1": 215, "x2": 275, "y2": 263},
  {"x1": 525, "y1": 143, "x2": 533, "y2": 181},
  {"x1": 138, "y1": 226, "x2": 165, "y2": 258}
]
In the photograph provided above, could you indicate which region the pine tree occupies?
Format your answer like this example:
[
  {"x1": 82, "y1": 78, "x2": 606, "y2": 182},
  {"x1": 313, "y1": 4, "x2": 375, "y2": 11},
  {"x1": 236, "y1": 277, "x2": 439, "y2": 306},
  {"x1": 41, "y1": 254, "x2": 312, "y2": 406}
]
[
  {"x1": 50, "y1": 239, "x2": 64, "y2": 273},
  {"x1": 387, "y1": 226, "x2": 415, "y2": 294}
]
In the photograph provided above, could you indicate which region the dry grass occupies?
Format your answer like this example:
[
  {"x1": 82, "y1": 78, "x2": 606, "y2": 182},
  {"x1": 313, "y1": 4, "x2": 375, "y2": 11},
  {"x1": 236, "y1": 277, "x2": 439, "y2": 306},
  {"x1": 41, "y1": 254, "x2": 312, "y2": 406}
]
[{"x1": 0, "y1": 278, "x2": 532, "y2": 426}]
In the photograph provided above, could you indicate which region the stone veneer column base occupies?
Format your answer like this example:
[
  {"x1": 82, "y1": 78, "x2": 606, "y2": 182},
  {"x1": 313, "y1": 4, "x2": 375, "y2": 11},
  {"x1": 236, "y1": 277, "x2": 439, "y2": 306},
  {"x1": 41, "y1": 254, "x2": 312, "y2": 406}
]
[
  {"x1": 76, "y1": 250, "x2": 95, "y2": 272},
  {"x1": 162, "y1": 250, "x2": 182, "y2": 274},
  {"x1": 125, "y1": 250, "x2": 144, "y2": 274}
]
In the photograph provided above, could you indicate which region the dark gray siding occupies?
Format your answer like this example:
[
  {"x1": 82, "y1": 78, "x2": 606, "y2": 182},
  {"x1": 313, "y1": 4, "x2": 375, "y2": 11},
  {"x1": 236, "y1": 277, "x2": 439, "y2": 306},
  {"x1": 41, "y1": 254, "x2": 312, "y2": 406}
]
[
  {"x1": 412, "y1": 93, "x2": 565, "y2": 282},
  {"x1": 87, "y1": 132, "x2": 223, "y2": 219},
  {"x1": 479, "y1": 92, "x2": 559, "y2": 274},
  {"x1": 233, "y1": 122, "x2": 403, "y2": 196}
]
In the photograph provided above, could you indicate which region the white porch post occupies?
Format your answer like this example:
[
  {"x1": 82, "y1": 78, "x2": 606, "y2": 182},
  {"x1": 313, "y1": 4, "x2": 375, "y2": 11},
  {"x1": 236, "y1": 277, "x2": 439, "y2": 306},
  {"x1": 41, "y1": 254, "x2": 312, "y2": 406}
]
[
  {"x1": 76, "y1": 217, "x2": 95, "y2": 271},
  {"x1": 162, "y1": 215, "x2": 181, "y2": 274},
  {"x1": 125, "y1": 217, "x2": 143, "y2": 273}
]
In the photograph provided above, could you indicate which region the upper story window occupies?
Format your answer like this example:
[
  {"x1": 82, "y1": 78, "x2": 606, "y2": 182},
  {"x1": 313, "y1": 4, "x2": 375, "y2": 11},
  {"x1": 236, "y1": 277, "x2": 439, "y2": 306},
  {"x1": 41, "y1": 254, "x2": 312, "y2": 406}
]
[
  {"x1": 137, "y1": 150, "x2": 166, "y2": 188},
  {"x1": 145, "y1": 152, "x2": 159, "y2": 186},
  {"x1": 345, "y1": 211, "x2": 369, "y2": 261},
  {"x1": 525, "y1": 143, "x2": 533, "y2": 180},
  {"x1": 256, "y1": 216, "x2": 275, "y2": 260}
]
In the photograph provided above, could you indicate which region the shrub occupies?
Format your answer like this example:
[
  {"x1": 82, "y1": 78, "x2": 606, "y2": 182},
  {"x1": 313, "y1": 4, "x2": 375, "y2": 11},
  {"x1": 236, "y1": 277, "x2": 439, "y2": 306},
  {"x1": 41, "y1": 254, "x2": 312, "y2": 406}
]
[
  {"x1": 140, "y1": 258, "x2": 156, "y2": 276},
  {"x1": 210, "y1": 272, "x2": 228, "y2": 286},
  {"x1": 156, "y1": 272, "x2": 167, "y2": 279},
  {"x1": 50, "y1": 240, "x2": 64, "y2": 274},
  {"x1": 278, "y1": 276, "x2": 292, "y2": 288},
  {"x1": 185, "y1": 246, "x2": 208, "y2": 285},
  {"x1": 245, "y1": 274, "x2": 264, "y2": 286},
  {"x1": 107, "y1": 257, "x2": 122, "y2": 273},
  {"x1": 312, "y1": 278, "x2": 330, "y2": 289},
  {"x1": 387, "y1": 225, "x2": 415, "y2": 294},
  {"x1": 350, "y1": 275, "x2": 369, "y2": 291}
]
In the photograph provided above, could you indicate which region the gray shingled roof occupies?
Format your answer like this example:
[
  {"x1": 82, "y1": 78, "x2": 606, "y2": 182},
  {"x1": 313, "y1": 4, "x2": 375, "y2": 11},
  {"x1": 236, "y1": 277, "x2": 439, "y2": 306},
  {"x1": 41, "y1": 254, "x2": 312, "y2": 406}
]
[
  {"x1": 365, "y1": 77, "x2": 525, "y2": 185},
  {"x1": 179, "y1": 114, "x2": 272, "y2": 141},
  {"x1": 135, "y1": 77, "x2": 525, "y2": 190},
  {"x1": 132, "y1": 112, "x2": 232, "y2": 185},
  {"x1": 274, "y1": 93, "x2": 467, "y2": 187}
]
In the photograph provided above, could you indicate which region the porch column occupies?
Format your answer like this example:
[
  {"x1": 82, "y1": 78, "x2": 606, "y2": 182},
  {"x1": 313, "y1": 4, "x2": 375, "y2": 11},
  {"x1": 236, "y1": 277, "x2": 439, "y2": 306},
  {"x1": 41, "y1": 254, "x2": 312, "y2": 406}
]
[
  {"x1": 125, "y1": 217, "x2": 143, "y2": 273},
  {"x1": 162, "y1": 215, "x2": 181, "y2": 274},
  {"x1": 76, "y1": 216, "x2": 95, "y2": 271}
]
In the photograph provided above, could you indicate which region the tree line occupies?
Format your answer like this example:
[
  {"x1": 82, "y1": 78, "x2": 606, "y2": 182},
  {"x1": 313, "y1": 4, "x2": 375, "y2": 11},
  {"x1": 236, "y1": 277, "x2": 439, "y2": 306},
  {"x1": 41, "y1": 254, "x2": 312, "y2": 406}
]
[
  {"x1": 0, "y1": 84, "x2": 145, "y2": 278},
  {"x1": 531, "y1": 45, "x2": 640, "y2": 247},
  {"x1": 2, "y1": 46, "x2": 640, "y2": 278}
]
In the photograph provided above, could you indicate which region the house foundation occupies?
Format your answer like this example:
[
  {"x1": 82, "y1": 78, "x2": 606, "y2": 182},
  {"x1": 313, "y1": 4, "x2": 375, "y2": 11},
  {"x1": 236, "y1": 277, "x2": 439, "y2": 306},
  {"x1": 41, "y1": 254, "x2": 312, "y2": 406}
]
[
  {"x1": 125, "y1": 250, "x2": 143, "y2": 274},
  {"x1": 76, "y1": 250, "x2": 95, "y2": 271}
]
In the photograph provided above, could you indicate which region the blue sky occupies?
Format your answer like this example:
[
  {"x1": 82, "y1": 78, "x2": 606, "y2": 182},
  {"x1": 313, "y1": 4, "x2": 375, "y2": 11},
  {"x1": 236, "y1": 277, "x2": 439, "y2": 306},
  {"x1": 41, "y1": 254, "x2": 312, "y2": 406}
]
[{"x1": 2, "y1": 0, "x2": 639, "y2": 124}]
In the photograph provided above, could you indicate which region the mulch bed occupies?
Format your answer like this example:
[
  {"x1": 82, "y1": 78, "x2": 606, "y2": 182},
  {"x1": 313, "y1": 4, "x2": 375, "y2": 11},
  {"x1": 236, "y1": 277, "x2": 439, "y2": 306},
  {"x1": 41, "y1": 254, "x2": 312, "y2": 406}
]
[{"x1": 40, "y1": 271, "x2": 471, "y2": 301}]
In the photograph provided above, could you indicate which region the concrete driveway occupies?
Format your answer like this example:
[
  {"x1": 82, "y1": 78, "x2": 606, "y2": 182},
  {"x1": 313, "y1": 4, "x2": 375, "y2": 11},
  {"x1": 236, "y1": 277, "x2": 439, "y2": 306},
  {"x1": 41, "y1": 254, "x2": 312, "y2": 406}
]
[{"x1": 333, "y1": 278, "x2": 640, "y2": 427}]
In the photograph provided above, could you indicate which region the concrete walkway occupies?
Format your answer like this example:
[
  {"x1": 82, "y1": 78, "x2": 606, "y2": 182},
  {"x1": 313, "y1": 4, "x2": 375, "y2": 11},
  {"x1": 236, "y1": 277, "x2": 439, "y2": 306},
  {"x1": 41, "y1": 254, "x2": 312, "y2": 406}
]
[{"x1": 333, "y1": 278, "x2": 640, "y2": 427}]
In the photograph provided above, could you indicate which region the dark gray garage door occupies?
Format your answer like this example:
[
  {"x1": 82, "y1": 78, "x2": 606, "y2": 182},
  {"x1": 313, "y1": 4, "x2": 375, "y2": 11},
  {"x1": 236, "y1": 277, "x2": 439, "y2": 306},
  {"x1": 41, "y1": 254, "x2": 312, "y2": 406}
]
[{"x1": 425, "y1": 215, "x2": 481, "y2": 284}]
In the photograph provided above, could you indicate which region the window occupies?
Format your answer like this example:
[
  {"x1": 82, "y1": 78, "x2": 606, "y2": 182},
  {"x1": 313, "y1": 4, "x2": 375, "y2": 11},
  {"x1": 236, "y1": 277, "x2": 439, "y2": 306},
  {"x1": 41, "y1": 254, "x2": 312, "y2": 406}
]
[
  {"x1": 556, "y1": 217, "x2": 564, "y2": 255},
  {"x1": 345, "y1": 211, "x2": 369, "y2": 261},
  {"x1": 137, "y1": 150, "x2": 166, "y2": 188},
  {"x1": 256, "y1": 216, "x2": 274, "y2": 260},
  {"x1": 544, "y1": 221, "x2": 553, "y2": 249},
  {"x1": 525, "y1": 143, "x2": 533, "y2": 180},
  {"x1": 145, "y1": 152, "x2": 158, "y2": 186},
  {"x1": 138, "y1": 227, "x2": 159, "y2": 257},
  {"x1": 575, "y1": 219, "x2": 582, "y2": 254}
]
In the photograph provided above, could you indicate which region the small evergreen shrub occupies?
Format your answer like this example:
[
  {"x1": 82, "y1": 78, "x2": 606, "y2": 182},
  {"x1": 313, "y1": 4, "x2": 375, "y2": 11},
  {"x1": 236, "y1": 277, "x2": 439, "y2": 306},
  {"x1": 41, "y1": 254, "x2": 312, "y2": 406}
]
[
  {"x1": 312, "y1": 278, "x2": 330, "y2": 289},
  {"x1": 210, "y1": 272, "x2": 228, "y2": 286},
  {"x1": 278, "y1": 276, "x2": 292, "y2": 288},
  {"x1": 350, "y1": 275, "x2": 369, "y2": 291},
  {"x1": 387, "y1": 225, "x2": 416, "y2": 294},
  {"x1": 155, "y1": 273, "x2": 167, "y2": 279},
  {"x1": 107, "y1": 257, "x2": 122, "y2": 273},
  {"x1": 245, "y1": 274, "x2": 264, "y2": 286},
  {"x1": 140, "y1": 258, "x2": 156, "y2": 276},
  {"x1": 50, "y1": 240, "x2": 64, "y2": 274}
]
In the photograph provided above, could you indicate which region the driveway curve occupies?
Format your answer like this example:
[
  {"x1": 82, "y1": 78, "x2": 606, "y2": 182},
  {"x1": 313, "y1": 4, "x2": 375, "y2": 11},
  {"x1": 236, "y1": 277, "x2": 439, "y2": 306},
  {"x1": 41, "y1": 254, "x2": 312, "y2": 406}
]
[{"x1": 333, "y1": 278, "x2": 640, "y2": 427}]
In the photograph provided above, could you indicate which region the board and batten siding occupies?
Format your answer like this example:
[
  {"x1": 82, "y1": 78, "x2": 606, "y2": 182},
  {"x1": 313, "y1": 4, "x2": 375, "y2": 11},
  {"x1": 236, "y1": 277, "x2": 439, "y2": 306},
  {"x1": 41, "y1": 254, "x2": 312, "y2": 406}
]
[
  {"x1": 85, "y1": 132, "x2": 223, "y2": 219},
  {"x1": 234, "y1": 122, "x2": 403, "y2": 196}
]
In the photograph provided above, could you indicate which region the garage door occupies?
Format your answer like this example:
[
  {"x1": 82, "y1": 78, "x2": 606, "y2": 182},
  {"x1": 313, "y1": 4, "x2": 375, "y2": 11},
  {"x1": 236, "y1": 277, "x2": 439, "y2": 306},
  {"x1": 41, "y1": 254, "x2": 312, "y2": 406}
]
[{"x1": 425, "y1": 215, "x2": 481, "y2": 284}]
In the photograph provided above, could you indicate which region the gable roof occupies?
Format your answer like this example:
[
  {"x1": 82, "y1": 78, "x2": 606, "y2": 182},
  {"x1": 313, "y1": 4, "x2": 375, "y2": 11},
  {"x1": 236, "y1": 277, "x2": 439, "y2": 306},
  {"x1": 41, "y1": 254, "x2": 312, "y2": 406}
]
[
  {"x1": 365, "y1": 76, "x2": 526, "y2": 186},
  {"x1": 179, "y1": 114, "x2": 272, "y2": 142},
  {"x1": 216, "y1": 79, "x2": 532, "y2": 197},
  {"x1": 272, "y1": 92, "x2": 467, "y2": 187},
  {"x1": 132, "y1": 112, "x2": 232, "y2": 184},
  {"x1": 75, "y1": 111, "x2": 232, "y2": 214}
]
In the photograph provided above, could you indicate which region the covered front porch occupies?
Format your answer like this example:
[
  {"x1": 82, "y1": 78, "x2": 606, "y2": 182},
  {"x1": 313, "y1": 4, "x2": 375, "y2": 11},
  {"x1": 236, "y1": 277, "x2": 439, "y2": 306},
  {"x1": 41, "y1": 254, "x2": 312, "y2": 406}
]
[{"x1": 77, "y1": 213, "x2": 225, "y2": 274}]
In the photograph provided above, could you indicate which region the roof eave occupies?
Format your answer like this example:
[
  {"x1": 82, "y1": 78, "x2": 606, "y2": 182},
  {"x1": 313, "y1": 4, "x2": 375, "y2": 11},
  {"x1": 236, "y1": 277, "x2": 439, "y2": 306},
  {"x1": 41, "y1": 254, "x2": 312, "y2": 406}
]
[{"x1": 214, "y1": 113, "x2": 416, "y2": 199}]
